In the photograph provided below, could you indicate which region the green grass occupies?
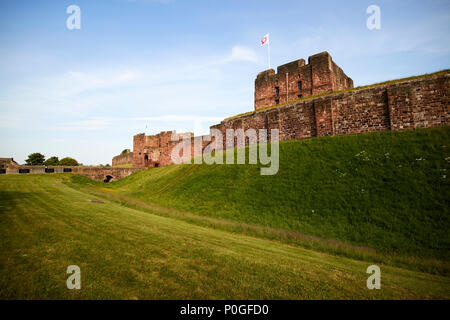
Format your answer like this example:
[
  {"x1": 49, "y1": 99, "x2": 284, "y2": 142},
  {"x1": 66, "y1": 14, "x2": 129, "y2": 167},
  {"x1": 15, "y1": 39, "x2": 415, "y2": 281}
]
[
  {"x1": 0, "y1": 174, "x2": 449, "y2": 299},
  {"x1": 71, "y1": 126, "x2": 450, "y2": 276}
]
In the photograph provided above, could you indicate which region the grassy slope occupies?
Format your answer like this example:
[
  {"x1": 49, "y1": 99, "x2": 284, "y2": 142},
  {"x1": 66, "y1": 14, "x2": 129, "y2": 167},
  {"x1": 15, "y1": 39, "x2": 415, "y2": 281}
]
[
  {"x1": 91, "y1": 127, "x2": 450, "y2": 273},
  {"x1": 0, "y1": 174, "x2": 449, "y2": 299}
]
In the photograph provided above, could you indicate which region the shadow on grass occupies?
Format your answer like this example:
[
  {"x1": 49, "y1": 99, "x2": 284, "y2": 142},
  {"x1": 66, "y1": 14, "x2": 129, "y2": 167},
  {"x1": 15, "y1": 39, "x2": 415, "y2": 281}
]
[{"x1": 0, "y1": 191, "x2": 45, "y2": 213}]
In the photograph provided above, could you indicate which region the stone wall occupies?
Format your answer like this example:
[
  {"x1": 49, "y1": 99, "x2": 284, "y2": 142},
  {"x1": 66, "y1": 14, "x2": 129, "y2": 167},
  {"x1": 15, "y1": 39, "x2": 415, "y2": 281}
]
[
  {"x1": 71, "y1": 167, "x2": 142, "y2": 181},
  {"x1": 132, "y1": 131, "x2": 194, "y2": 168},
  {"x1": 112, "y1": 150, "x2": 133, "y2": 167},
  {"x1": 113, "y1": 71, "x2": 448, "y2": 172},
  {"x1": 254, "y1": 52, "x2": 353, "y2": 110},
  {"x1": 215, "y1": 72, "x2": 449, "y2": 141},
  {"x1": 3, "y1": 165, "x2": 142, "y2": 182}
]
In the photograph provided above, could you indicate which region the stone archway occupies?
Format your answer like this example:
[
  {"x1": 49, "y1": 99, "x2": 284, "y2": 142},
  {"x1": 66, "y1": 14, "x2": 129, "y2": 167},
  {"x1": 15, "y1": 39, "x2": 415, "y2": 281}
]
[{"x1": 104, "y1": 175, "x2": 113, "y2": 183}]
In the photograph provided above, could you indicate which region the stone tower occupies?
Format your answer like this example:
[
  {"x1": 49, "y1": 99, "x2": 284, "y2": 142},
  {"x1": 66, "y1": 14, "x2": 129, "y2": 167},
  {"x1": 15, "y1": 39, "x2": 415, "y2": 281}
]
[{"x1": 254, "y1": 51, "x2": 353, "y2": 110}]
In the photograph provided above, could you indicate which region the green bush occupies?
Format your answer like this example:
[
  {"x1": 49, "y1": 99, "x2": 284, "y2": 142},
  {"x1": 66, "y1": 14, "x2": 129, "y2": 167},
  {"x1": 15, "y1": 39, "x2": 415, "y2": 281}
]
[
  {"x1": 44, "y1": 156, "x2": 59, "y2": 166},
  {"x1": 58, "y1": 157, "x2": 79, "y2": 166},
  {"x1": 25, "y1": 153, "x2": 45, "y2": 166}
]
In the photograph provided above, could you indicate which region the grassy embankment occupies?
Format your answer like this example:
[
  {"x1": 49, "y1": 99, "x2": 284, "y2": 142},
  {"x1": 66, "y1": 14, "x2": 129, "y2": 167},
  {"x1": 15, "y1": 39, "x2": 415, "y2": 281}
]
[
  {"x1": 0, "y1": 173, "x2": 449, "y2": 299},
  {"x1": 0, "y1": 126, "x2": 449, "y2": 299},
  {"x1": 70, "y1": 126, "x2": 450, "y2": 275}
]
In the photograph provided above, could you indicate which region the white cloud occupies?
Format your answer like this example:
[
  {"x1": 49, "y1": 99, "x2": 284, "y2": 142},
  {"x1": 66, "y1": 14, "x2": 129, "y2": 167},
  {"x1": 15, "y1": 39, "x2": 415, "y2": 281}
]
[{"x1": 226, "y1": 46, "x2": 258, "y2": 63}]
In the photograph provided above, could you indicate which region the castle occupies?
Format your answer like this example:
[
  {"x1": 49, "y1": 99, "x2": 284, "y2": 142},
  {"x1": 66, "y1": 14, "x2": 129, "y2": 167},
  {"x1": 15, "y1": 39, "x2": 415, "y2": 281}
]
[
  {"x1": 112, "y1": 51, "x2": 449, "y2": 170},
  {"x1": 2, "y1": 52, "x2": 447, "y2": 181}
]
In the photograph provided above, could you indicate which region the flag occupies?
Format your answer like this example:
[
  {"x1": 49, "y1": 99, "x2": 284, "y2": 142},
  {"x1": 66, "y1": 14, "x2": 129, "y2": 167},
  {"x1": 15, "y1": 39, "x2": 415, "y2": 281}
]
[{"x1": 261, "y1": 34, "x2": 269, "y2": 46}]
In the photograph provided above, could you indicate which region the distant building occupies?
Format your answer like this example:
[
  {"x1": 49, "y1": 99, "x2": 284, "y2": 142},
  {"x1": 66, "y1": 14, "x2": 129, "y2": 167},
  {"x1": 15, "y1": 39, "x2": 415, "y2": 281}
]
[{"x1": 0, "y1": 158, "x2": 19, "y2": 174}]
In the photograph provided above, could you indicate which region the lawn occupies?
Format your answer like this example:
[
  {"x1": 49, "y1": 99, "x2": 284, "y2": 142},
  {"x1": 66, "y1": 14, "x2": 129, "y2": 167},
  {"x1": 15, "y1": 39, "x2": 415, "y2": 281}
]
[
  {"x1": 0, "y1": 174, "x2": 449, "y2": 299},
  {"x1": 79, "y1": 126, "x2": 450, "y2": 275}
]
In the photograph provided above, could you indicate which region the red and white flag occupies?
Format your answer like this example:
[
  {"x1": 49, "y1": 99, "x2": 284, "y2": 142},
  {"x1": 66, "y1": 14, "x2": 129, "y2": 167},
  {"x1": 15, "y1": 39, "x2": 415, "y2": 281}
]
[{"x1": 261, "y1": 34, "x2": 269, "y2": 46}]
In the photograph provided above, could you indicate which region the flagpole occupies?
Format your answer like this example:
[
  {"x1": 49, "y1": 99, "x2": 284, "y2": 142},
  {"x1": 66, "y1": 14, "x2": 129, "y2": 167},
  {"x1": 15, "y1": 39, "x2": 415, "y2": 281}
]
[{"x1": 267, "y1": 35, "x2": 271, "y2": 69}]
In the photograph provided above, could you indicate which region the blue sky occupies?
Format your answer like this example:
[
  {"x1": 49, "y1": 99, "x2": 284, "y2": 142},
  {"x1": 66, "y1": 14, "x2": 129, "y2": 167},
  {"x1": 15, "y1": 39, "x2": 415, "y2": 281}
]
[{"x1": 0, "y1": 0, "x2": 449, "y2": 165}]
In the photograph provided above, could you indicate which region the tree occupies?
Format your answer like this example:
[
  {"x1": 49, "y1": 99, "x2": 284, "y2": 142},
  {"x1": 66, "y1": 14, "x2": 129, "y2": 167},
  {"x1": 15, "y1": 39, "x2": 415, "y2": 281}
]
[
  {"x1": 121, "y1": 149, "x2": 130, "y2": 155},
  {"x1": 44, "y1": 156, "x2": 59, "y2": 166},
  {"x1": 105, "y1": 163, "x2": 111, "y2": 167},
  {"x1": 25, "y1": 153, "x2": 45, "y2": 166},
  {"x1": 58, "y1": 157, "x2": 79, "y2": 166}
]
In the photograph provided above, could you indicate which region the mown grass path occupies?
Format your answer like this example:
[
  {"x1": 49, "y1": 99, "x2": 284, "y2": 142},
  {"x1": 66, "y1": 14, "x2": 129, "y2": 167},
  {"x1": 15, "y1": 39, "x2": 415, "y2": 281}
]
[{"x1": 0, "y1": 174, "x2": 449, "y2": 299}]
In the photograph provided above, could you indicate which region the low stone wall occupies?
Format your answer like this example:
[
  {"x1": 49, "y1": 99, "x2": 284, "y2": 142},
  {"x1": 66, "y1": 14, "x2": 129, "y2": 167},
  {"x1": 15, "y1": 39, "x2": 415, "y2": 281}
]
[
  {"x1": 4, "y1": 166, "x2": 143, "y2": 182},
  {"x1": 72, "y1": 167, "x2": 142, "y2": 182}
]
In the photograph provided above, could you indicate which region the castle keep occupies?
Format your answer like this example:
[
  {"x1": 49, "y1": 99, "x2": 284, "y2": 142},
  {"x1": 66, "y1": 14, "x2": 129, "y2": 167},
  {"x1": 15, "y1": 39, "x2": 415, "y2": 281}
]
[
  {"x1": 112, "y1": 52, "x2": 449, "y2": 171},
  {"x1": 254, "y1": 52, "x2": 353, "y2": 110}
]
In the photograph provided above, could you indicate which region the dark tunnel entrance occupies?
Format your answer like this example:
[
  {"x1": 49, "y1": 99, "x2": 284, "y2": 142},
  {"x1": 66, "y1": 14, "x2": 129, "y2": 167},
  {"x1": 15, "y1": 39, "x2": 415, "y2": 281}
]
[{"x1": 104, "y1": 175, "x2": 113, "y2": 183}]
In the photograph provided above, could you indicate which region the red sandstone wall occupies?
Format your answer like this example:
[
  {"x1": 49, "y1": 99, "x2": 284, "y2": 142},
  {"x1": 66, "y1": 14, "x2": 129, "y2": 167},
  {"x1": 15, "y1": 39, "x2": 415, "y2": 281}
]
[
  {"x1": 133, "y1": 133, "x2": 146, "y2": 168},
  {"x1": 132, "y1": 131, "x2": 194, "y2": 168},
  {"x1": 387, "y1": 75, "x2": 450, "y2": 130},
  {"x1": 332, "y1": 86, "x2": 390, "y2": 135},
  {"x1": 254, "y1": 52, "x2": 353, "y2": 110},
  {"x1": 116, "y1": 72, "x2": 448, "y2": 172},
  {"x1": 217, "y1": 72, "x2": 449, "y2": 143}
]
